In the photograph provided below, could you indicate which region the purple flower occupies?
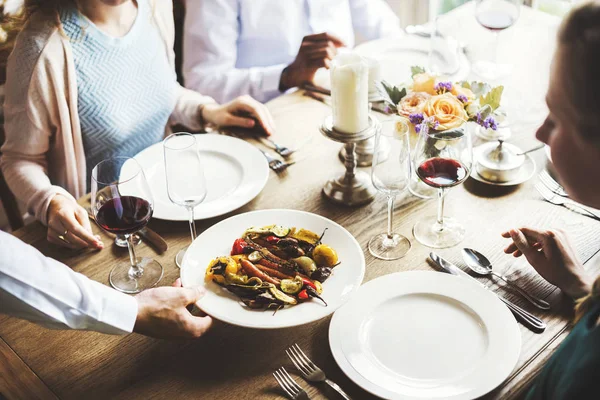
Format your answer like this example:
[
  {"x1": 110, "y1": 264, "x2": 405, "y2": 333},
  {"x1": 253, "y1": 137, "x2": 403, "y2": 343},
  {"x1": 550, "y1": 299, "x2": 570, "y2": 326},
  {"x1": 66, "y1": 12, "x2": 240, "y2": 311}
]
[
  {"x1": 409, "y1": 112, "x2": 424, "y2": 125},
  {"x1": 415, "y1": 124, "x2": 421, "y2": 133},
  {"x1": 485, "y1": 116, "x2": 498, "y2": 130},
  {"x1": 457, "y1": 94, "x2": 468, "y2": 103},
  {"x1": 434, "y1": 81, "x2": 453, "y2": 94}
]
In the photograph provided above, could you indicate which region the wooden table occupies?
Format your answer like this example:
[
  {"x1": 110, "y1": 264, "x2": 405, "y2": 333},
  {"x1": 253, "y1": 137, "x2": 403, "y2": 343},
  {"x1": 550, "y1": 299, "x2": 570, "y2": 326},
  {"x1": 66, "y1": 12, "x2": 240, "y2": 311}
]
[{"x1": 2, "y1": 4, "x2": 599, "y2": 400}]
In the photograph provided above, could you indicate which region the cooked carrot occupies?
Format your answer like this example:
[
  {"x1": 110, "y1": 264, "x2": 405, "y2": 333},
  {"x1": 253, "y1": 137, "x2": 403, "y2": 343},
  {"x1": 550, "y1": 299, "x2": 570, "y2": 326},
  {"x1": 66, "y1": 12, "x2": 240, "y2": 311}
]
[
  {"x1": 241, "y1": 259, "x2": 280, "y2": 285},
  {"x1": 255, "y1": 264, "x2": 295, "y2": 280}
]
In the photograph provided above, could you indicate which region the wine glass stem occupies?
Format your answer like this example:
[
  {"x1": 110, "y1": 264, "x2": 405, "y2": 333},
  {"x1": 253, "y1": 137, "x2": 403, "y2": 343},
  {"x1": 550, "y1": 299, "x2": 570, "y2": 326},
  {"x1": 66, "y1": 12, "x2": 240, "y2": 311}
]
[
  {"x1": 492, "y1": 31, "x2": 500, "y2": 66},
  {"x1": 126, "y1": 234, "x2": 142, "y2": 278},
  {"x1": 386, "y1": 195, "x2": 395, "y2": 239},
  {"x1": 436, "y1": 188, "x2": 445, "y2": 232},
  {"x1": 187, "y1": 206, "x2": 197, "y2": 244}
]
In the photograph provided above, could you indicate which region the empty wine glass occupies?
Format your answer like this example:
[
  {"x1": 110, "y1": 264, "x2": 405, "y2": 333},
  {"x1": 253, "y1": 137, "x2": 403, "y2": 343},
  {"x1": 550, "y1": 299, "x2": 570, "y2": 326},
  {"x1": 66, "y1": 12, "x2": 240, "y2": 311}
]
[
  {"x1": 412, "y1": 127, "x2": 473, "y2": 248},
  {"x1": 91, "y1": 157, "x2": 163, "y2": 293},
  {"x1": 473, "y1": 0, "x2": 522, "y2": 80},
  {"x1": 369, "y1": 118, "x2": 412, "y2": 260},
  {"x1": 163, "y1": 133, "x2": 207, "y2": 268}
]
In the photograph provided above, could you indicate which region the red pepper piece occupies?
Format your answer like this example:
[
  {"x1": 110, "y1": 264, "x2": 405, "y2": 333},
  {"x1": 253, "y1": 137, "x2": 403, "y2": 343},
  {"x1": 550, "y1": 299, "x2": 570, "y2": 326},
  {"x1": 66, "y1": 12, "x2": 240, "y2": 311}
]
[
  {"x1": 301, "y1": 278, "x2": 317, "y2": 290},
  {"x1": 231, "y1": 238, "x2": 248, "y2": 255},
  {"x1": 265, "y1": 235, "x2": 280, "y2": 244},
  {"x1": 298, "y1": 289, "x2": 309, "y2": 300}
]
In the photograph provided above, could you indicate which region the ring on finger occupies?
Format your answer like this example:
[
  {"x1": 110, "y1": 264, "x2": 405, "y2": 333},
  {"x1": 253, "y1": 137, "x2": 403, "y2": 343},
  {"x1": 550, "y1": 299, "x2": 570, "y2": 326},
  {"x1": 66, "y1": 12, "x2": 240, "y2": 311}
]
[{"x1": 58, "y1": 230, "x2": 70, "y2": 244}]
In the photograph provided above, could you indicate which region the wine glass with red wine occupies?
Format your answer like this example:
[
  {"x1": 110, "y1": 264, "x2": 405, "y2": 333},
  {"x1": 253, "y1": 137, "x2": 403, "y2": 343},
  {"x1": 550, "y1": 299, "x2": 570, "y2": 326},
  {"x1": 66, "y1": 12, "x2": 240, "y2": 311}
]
[
  {"x1": 369, "y1": 118, "x2": 412, "y2": 260},
  {"x1": 91, "y1": 157, "x2": 163, "y2": 293},
  {"x1": 412, "y1": 128, "x2": 472, "y2": 248},
  {"x1": 473, "y1": 0, "x2": 522, "y2": 80}
]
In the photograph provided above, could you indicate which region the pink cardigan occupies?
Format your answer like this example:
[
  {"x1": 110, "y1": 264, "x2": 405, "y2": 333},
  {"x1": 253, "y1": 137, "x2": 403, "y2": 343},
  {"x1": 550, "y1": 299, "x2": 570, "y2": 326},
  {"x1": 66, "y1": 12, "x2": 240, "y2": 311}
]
[{"x1": 0, "y1": 0, "x2": 214, "y2": 225}]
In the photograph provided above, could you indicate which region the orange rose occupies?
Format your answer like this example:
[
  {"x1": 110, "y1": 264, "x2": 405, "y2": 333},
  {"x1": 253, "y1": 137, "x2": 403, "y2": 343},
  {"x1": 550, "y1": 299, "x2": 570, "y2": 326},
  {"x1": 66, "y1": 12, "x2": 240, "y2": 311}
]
[
  {"x1": 424, "y1": 93, "x2": 468, "y2": 131},
  {"x1": 451, "y1": 85, "x2": 476, "y2": 104},
  {"x1": 397, "y1": 92, "x2": 431, "y2": 117},
  {"x1": 411, "y1": 73, "x2": 437, "y2": 95}
]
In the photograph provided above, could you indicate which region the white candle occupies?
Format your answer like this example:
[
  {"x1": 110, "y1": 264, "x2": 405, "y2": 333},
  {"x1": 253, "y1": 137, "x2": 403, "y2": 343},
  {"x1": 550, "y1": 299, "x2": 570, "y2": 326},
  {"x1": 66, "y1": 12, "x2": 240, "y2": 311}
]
[
  {"x1": 365, "y1": 57, "x2": 382, "y2": 95},
  {"x1": 331, "y1": 53, "x2": 369, "y2": 134}
]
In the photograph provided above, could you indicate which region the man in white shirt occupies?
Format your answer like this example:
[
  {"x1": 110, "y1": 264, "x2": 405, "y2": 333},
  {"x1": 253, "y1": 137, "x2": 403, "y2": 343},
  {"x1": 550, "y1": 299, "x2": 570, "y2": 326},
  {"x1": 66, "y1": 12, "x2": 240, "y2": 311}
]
[
  {"x1": 0, "y1": 231, "x2": 212, "y2": 338},
  {"x1": 183, "y1": 0, "x2": 402, "y2": 104}
]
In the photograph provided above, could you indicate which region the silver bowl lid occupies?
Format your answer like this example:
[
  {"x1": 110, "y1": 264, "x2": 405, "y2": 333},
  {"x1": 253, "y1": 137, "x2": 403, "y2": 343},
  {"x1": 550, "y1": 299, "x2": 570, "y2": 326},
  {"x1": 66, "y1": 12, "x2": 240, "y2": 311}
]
[{"x1": 478, "y1": 140, "x2": 525, "y2": 171}]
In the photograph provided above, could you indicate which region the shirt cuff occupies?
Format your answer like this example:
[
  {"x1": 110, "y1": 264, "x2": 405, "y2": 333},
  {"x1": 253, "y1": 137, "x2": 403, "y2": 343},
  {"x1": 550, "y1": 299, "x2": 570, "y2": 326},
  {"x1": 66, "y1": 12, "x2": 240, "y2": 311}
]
[
  {"x1": 260, "y1": 64, "x2": 288, "y2": 101},
  {"x1": 97, "y1": 287, "x2": 138, "y2": 335}
]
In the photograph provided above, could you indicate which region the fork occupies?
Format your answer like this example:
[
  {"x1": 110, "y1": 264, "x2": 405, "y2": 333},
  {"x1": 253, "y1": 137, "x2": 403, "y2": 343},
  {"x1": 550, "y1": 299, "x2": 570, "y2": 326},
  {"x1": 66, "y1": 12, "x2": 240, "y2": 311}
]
[
  {"x1": 260, "y1": 137, "x2": 295, "y2": 158},
  {"x1": 534, "y1": 181, "x2": 600, "y2": 221},
  {"x1": 539, "y1": 170, "x2": 569, "y2": 198},
  {"x1": 260, "y1": 149, "x2": 295, "y2": 173},
  {"x1": 286, "y1": 344, "x2": 352, "y2": 400},
  {"x1": 273, "y1": 367, "x2": 311, "y2": 400}
]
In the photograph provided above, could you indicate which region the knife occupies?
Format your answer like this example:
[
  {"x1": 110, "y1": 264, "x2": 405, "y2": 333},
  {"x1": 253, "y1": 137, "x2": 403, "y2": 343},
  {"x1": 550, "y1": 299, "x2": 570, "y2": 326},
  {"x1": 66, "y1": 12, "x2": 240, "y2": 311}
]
[
  {"x1": 87, "y1": 209, "x2": 168, "y2": 254},
  {"x1": 430, "y1": 252, "x2": 546, "y2": 333}
]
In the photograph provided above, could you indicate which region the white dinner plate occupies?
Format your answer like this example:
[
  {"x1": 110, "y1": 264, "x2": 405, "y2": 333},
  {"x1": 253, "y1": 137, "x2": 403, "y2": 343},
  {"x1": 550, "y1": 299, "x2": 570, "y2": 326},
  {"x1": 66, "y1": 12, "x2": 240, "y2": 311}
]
[
  {"x1": 329, "y1": 271, "x2": 521, "y2": 400},
  {"x1": 354, "y1": 35, "x2": 470, "y2": 85},
  {"x1": 125, "y1": 134, "x2": 269, "y2": 221},
  {"x1": 180, "y1": 209, "x2": 366, "y2": 329}
]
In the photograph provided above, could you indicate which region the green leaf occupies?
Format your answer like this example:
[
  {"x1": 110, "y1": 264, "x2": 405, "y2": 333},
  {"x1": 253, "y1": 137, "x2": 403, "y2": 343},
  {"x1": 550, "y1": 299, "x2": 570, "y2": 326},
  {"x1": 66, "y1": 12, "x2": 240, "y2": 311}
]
[
  {"x1": 479, "y1": 85, "x2": 504, "y2": 112},
  {"x1": 468, "y1": 81, "x2": 492, "y2": 98},
  {"x1": 377, "y1": 81, "x2": 406, "y2": 107},
  {"x1": 411, "y1": 65, "x2": 426, "y2": 78}
]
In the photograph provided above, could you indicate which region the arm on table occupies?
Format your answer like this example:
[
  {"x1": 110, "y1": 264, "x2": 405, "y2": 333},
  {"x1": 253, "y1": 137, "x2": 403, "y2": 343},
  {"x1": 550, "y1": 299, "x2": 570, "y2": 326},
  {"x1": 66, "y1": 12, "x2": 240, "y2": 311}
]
[{"x1": 182, "y1": 0, "x2": 285, "y2": 104}]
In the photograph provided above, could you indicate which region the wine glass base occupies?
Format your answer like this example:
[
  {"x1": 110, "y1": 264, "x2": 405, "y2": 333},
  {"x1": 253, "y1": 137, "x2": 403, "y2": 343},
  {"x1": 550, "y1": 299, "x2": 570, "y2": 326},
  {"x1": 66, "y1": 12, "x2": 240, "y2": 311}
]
[
  {"x1": 114, "y1": 234, "x2": 141, "y2": 248},
  {"x1": 368, "y1": 233, "x2": 411, "y2": 260},
  {"x1": 413, "y1": 216, "x2": 466, "y2": 249},
  {"x1": 109, "y1": 258, "x2": 164, "y2": 294},
  {"x1": 175, "y1": 247, "x2": 188, "y2": 269},
  {"x1": 472, "y1": 61, "x2": 512, "y2": 81}
]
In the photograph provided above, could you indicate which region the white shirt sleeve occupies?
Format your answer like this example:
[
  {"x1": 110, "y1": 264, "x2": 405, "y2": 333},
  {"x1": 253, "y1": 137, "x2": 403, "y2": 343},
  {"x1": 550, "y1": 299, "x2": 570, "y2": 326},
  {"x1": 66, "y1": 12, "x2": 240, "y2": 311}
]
[
  {"x1": 0, "y1": 231, "x2": 138, "y2": 335},
  {"x1": 182, "y1": 0, "x2": 286, "y2": 104},
  {"x1": 348, "y1": 0, "x2": 403, "y2": 40}
]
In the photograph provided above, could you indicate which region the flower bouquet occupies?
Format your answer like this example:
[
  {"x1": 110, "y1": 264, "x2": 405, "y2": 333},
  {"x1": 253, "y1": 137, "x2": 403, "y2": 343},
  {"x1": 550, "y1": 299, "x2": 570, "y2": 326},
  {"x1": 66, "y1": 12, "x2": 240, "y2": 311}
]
[{"x1": 378, "y1": 66, "x2": 504, "y2": 136}]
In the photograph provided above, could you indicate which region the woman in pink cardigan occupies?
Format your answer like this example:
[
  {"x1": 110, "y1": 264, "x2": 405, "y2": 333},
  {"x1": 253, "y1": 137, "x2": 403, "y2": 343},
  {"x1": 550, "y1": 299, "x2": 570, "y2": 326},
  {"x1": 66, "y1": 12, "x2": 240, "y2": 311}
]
[{"x1": 1, "y1": 0, "x2": 275, "y2": 249}]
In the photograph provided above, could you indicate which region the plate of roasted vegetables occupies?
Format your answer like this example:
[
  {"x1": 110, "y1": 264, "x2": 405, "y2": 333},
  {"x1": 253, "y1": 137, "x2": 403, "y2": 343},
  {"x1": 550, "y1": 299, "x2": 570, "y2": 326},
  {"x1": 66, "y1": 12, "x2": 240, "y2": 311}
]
[{"x1": 180, "y1": 209, "x2": 366, "y2": 329}]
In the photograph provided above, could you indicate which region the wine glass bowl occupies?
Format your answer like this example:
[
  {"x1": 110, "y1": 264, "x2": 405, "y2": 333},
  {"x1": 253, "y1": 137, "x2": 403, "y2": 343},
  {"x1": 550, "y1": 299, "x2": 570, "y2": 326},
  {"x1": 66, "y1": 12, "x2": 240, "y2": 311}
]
[
  {"x1": 368, "y1": 118, "x2": 412, "y2": 260},
  {"x1": 91, "y1": 157, "x2": 163, "y2": 293},
  {"x1": 412, "y1": 127, "x2": 473, "y2": 249},
  {"x1": 163, "y1": 133, "x2": 208, "y2": 268},
  {"x1": 473, "y1": 0, "x2": 522, "y2": 80}
]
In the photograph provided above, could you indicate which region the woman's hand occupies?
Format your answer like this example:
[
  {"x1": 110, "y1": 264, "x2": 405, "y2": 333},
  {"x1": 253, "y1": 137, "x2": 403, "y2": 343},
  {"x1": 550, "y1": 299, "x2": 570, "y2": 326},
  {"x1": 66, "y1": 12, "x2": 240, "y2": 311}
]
[
  {"x1": 201, "y1": 95, "x2": 276, "y2": 136},
  {"x1": 502, "y1": 227, "x2": 592, "y2": 299},
  {"x1": 133, "y1": 278, "x2": 213, "y2": 339},
  {"x1": 47, "y1": 194, "x2": 104, "y2": 250}
]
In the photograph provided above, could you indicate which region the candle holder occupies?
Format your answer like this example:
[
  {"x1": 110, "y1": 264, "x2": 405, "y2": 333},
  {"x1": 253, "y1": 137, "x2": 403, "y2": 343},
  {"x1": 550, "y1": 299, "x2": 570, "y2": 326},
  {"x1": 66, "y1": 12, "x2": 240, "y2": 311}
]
[
  {"x1": 338, "y1": 134, "x2": 390, "y2": 167},
  {"x1": 320, "y1": 115, "x2": 380, "y2": 206}
]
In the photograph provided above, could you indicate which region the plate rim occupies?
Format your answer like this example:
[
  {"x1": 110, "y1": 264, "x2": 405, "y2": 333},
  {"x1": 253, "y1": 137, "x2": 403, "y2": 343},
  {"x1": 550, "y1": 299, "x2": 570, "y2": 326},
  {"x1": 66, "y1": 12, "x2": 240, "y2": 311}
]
[
  {"x1": 329, "y1": 270, "x2": 521, "y2": 400},
  {"x1": 130, "y1": 134, "x2": 269, "y2": 221},
  {"x1": 180, "y1": 208, "x2": 366, "y2": 329}
]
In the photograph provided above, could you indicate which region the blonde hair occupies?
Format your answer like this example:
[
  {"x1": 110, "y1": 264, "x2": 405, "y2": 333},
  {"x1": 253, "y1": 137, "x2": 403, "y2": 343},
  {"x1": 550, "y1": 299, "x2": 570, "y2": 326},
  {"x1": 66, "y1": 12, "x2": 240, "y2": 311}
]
[{"x1": 556, "y1": 1, "x2": 600, "y2": 146}]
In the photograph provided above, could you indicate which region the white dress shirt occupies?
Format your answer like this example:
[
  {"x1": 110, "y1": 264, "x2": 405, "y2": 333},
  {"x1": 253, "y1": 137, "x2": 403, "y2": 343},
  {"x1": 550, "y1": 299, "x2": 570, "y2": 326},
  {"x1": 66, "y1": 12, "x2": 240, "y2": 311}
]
[
  {"x1": 0, "y1": 231, "x2": 137, "y2": 335},
  {"x1": 183, "y1": 0, "x2": 402, "y2": 103}
]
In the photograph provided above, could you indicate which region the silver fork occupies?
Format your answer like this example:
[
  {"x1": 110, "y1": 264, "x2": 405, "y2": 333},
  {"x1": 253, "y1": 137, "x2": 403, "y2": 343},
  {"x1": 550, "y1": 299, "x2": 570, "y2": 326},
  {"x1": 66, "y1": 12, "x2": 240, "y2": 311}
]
[
  {"x1": 539, "y1": 170, "x2": 569, "y2": 198},
  {"x1": 260, "y1": 149, "x2": 295, "y2": 173},
  {"x1": 273, "y1": 367, "x2": 311, "y2": 400},
  {"x1": 534, "y1": 181, "x2": 600, "y2": 221},
  {"x1": 260, "y1": 137, "x2": 295, "y2": 158},
  {"x1": 286, "y1": 344, "x2": 352, "y2": 400}
]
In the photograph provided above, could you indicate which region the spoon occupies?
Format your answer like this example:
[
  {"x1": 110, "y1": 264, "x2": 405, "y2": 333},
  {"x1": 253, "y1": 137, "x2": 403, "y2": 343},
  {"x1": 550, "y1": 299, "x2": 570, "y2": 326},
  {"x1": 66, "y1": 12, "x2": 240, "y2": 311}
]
[
  {"x1": 516, "y1": 144, "x2": 545, "y2": 156},
  {"x1": 462, "y1": 248, "x2": 551, "y2": 310}
]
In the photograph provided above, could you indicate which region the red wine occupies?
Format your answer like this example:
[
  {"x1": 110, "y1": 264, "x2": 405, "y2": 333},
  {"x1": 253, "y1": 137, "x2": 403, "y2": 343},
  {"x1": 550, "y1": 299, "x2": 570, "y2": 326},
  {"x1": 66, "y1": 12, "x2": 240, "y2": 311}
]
[
  {"x1": 417, "y1": 158, "x2": 468, "y2": 188},
  {"x1": 96, "y1": 196, "x2": 152, "y2": 235},
  {"x1": 476, "y1": 11, "x2": 515, "y2": 31}
]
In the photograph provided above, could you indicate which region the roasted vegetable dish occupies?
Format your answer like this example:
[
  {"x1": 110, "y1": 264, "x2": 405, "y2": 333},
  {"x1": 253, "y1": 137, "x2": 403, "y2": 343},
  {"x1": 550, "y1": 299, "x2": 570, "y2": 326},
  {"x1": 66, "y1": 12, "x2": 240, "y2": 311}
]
[{"x1": 205, "y1": 225, "x2": 340, "y2": 311}]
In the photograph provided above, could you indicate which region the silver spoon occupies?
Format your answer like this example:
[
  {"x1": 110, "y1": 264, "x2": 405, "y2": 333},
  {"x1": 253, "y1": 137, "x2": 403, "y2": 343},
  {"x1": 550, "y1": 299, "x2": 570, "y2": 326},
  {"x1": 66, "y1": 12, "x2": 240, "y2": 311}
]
[
  {"x1": 516, "y1": 144, "x2": 545, "y2": 156},
  {"x1": 462, "y1": 248, "x2": 551, "y2": 310}
]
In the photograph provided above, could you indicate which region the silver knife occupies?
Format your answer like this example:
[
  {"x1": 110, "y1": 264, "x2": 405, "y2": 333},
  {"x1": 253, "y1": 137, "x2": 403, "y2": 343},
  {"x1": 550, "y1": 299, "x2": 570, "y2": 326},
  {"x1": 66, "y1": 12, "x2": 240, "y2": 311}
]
[{"x1": 430, "y1": 252, "x2": 546, "y2": 333}]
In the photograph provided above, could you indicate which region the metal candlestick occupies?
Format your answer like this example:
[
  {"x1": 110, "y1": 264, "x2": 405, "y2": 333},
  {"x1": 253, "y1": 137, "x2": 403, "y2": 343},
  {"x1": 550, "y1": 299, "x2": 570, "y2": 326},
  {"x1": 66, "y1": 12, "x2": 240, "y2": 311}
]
[{"x1": 320, "y1": 115, "x2": 380, "y2": 206}]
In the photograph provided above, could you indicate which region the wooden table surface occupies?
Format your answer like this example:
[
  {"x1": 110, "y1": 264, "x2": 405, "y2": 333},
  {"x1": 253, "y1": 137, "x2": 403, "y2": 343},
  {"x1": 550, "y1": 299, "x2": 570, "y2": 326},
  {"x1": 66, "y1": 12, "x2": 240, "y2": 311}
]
[{"x1": 2, "y1": 4, "x2": 599, "y2": 400}]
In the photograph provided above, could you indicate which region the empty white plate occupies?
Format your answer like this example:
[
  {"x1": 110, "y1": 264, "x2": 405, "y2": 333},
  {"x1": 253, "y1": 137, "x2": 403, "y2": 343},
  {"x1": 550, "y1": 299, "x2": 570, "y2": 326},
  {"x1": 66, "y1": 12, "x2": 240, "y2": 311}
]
[
  {"x1": 329, "y1": 271, "x2": 520, "y2": 400},
  {"x1": 180, "y1": 209, "x2": 366, "y2": 329},
  {"x1": 126, "y1": 134, "x2": 269, "y2": 221}
]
